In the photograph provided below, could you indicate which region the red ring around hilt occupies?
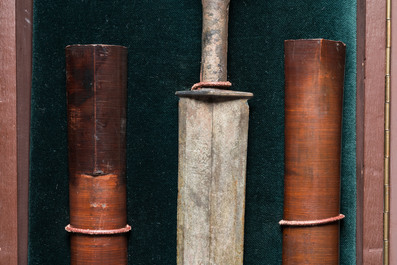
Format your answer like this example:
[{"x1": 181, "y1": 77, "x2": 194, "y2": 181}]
[{"x1": 191, "y1": 81, "x2": 232, "y2": 90}]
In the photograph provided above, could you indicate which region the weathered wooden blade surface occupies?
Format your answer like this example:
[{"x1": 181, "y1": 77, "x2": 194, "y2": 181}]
[{"x1": 176, "y1": 89, "x2": 252, "y2": 265}]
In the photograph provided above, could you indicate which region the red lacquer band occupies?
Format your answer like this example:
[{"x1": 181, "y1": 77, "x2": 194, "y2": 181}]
[
  {"x1": 279, "y1": 214, "x2": 345, "y2": 226},
  {"x1": 65, "y1": 224, "x2": 131, "y2": 235}
]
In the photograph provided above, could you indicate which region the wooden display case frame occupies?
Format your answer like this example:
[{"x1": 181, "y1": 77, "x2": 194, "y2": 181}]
[
  {"x1": 0, "y1": 0, "x2": 32, "y2": 264},
  {"x1": 0, "y1": 0, "x2": 393, "y2": 264}
]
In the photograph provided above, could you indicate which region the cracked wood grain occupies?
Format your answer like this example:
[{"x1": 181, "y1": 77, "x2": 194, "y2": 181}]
[{"x1": 177, "y1": 90, "x2": 252, "y2": 265}]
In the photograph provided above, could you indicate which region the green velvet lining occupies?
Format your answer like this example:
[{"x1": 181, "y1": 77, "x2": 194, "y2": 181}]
[{"x1": 29, "y1": 0, "x2": 356, "y2": 264}]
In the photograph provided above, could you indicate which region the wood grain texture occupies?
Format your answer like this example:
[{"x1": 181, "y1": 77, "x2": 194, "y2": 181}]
[
  {"x1": 177, "y1": 0, "x2": 252, "y2": 262},
  {"x1": 283, "y1": 39, "x2": 345, "y2": 264},
  {"x1": 0, "y1": 0, "x2": 18, "y2": 264},
  {"x1": 362, "y1": 0, "x2": 386, "y2": 263},
  {"x1": 176, "y1": 89, "x2": 252, "y2": 265},
  {"x1": 0, "y1": 0, "x2": 32, "y2": 264},
  {"x1": 16, "y1": 0, "x2": 32, "y2": 263},
  {"x1": 66, "y1": 45, "x2": 128, "y2": 265},
  {"x1": 355, "y1": 0, "x2": 387, "y2": 263},
  {"x1": 356, "y1": 0, "x2": 365, "y2": 264}
]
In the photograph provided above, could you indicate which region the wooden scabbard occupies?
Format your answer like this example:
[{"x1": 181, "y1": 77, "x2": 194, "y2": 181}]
[
  {"x1": 282, "y1": 39, "x2": 346, "y2": 264},
  {"x1": 66, "y1": 44, "x2": 129, "y2": 265}
]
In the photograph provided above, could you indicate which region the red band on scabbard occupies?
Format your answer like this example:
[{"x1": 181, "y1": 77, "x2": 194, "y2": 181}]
[
  {"x1": 279, "y1": 214, "x2": 345, "y2": 226},
  {"x1": 65, "y1": 224, "x2": 131, "y2": 235},
  {"x1": 191, "y1": 81, "x2": 232, "y2": 90}
]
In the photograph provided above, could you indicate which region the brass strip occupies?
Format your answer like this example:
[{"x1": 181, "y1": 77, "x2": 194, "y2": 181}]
[
  {"x1": 385, "y1": 240, "x2": 390, "y2": 265},
  {"x1": 386, "y1": 48, "x2": 391, "y2": 75},
  {"x1": 384, "y1": 0, "x2": 391, "y2": 263},
  {"x1": 386, "y1": 130, "x2": 390, "y2": 158},
  {"x1": 386, "y1": 103, "x2": 391, "y2": 132},
  {"x1": 385, "y1": 185, "x2": 391, "y2": 213},
  {"x1": 386, "y1": 76, "x2": 391, "y2": 102},
  {"x1": 385, "y1": 158, "x2": 390, "y2": 185},
  {"x1": 388, "y1": 20, "x2": 392, "y2": 48}
]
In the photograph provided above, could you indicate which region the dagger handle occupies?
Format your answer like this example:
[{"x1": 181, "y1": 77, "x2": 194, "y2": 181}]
[{"x1": 200, "y1": 0, "x2": 230, "y2": 82}]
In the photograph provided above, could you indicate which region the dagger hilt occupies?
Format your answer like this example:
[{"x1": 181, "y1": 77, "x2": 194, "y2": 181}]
[{"x1": 200, "y1": 0, "x2": 230, "y2": 83}]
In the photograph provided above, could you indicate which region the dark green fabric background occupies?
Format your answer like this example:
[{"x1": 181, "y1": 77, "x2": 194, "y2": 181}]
[{"x1": 29, "y1": 0, "x2": 356, "y2": 264}]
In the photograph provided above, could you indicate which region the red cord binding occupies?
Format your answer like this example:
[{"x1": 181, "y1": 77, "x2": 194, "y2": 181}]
[
  {"x1": 65, "y1": 224, "x2": 131, "y2": 235},
  {"x1": 279, "y1": 214, "x2": 345, "y2": 226},
  {"x1": 191, "y1": 81, "x2": 232, "y2": 90}
]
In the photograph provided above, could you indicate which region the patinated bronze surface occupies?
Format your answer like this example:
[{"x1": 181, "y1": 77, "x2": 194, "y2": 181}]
[
  {"x1": 282, "y1": 39, "x2": 346, "y2": 264},
  {"x1": 66, "y1": 44, "x2": 129, "y2": 265},
  {"x1": 200, "y1": 0, "x2": 230, "y2": 82}
]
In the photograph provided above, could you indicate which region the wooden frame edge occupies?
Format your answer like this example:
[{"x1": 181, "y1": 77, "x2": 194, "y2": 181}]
[
  {"x1": 16, "y1": 0, "x2": 32, "y2": 263},
  {"x1": 0, "y1": 0, "x2": 32, "y2": 264},
  {"x1": 356, "y1": 0, "x2": 365, "y2": 264},
  {"x1": 355, "y1": 0, "x2": 387, "y2": 264},
  {"x1": 0, "y1": 0, "x2": 390, "y2": 264},
  {"x1": 0, "y1": 1, "x2": 19, "y2": 262}
]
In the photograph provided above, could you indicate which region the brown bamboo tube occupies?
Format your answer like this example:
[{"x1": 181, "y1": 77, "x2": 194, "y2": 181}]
[
  {"x1": 65, "y1": 44, "x2": 130, "y2": 265},
  {"x1": 281, "y1": 39, "x2": 346, "y2": 264}
]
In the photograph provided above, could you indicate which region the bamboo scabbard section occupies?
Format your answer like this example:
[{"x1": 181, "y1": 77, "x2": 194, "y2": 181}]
[
  {"x1": 282, "y1": 39, "x2": 346, "y2": 264},
  {"x1": 66, "y1": 44, "x2": 129, "y2": 265}
]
